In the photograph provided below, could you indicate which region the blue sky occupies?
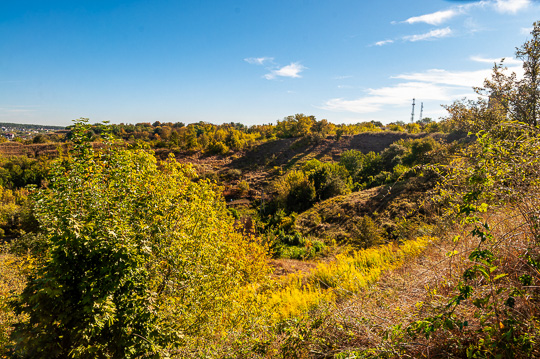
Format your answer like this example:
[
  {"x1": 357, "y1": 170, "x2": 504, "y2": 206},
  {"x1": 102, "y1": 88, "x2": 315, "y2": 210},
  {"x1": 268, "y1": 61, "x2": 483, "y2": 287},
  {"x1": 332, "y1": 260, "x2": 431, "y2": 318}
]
[{"x1": 1, "y1": 0, "x2": 539, "y2": 126}]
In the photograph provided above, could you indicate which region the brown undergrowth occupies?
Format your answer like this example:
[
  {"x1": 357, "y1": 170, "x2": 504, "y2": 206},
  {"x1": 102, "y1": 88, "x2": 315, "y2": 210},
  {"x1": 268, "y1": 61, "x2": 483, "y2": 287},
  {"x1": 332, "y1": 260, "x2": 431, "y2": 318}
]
[{"x1": 228, "y1": 202, "x2": 537, "y2": 359}]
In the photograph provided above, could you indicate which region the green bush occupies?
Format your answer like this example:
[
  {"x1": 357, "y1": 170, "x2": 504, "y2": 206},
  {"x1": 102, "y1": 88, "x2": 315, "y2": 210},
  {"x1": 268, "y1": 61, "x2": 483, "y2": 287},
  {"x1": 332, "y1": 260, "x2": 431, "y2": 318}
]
[
  {"x1": 273, "y1": 171, "x2": 316, "y2": 213},
  {"x1": 10, "y1": 121, "x2": 269, "y2": 358},
  {"x1": 339, "y1": 150, "x2": 365, "y2": 179},
  {"x1": 303, "y1": 160, "x2": 351, "y2": 201}
]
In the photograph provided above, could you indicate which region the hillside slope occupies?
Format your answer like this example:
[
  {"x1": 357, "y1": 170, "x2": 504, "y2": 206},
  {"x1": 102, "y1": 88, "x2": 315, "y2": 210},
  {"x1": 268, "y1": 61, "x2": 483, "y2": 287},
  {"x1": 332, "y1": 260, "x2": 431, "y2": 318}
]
[{"x1": 295, "y1": 173, "x2": 436, "y2": 242}]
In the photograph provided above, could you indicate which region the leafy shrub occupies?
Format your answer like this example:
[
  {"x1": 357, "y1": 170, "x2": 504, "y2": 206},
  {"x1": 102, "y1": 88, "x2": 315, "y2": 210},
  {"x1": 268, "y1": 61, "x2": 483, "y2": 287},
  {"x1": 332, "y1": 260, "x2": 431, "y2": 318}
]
[
  {"x1": 402, "y1": 136, "x2": 438, "y2": 166},
  {"x1": 0, "y1": 187, "x2": 36, "y2": 238},
  {"x1": 388, "y1": 124, "x2": 405, "y2": 132},
  {"x1": 303, "y1": 160, "x2": 351, "y2": 201},
  {"x1": 0, "y1": 156, "x2": 49, "y2": 189},
  {"x1": 277, "y1": 240, "x2": 326, "y2": 260},
  {"x1": 273, "y1": 171, "x2": 316, "y2": 213},
  {"x1": 339, "y1": 150, "x2": 365, "y2": 179},
  {"x1": 354, "y1": 152, "x2": 383, "y2": 187},
  {"x1": 406, "y1": 123, "x2": 421, "y2": 133},
  {"x1": 0, "y1": 250, "x2": 30, "y2": 356},
  {"x1": 10, "y1": 121, "x2": 269, "y2": 358},
  {"x1": 380, "y1": 143, "x2": 407, "y2": 171},
  {"x1": 207, "y1": 140, "x2": 230, "y2": 155}
]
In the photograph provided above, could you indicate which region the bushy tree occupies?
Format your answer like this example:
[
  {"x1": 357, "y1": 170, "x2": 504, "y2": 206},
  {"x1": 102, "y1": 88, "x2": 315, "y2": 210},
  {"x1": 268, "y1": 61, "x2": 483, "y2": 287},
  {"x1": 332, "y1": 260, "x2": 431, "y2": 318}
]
[
  {"x1": 339, "y1": 150, "x2": 365, "y2": 180},
  {"x1": 514, "y1": 21, "x2": 540, "y2": 126},
  {"x1": 380, "y1": 143, "x2": 407, "y2": 171},
  {"x1": 11, "y1": 120, "x2": 269, "y2": 358},
  {"x1": 447, "y1": 22, "x2": 540, "y2": 131},
  {"x1": 303, "y1": 160, "x2": 351, "y2": 201},
  {"x1": 350, "y1": 215, "x2": 385, "y2": 249},
  {"x1": 273, "y1": 170, "x2": 316, "y2": 213}
]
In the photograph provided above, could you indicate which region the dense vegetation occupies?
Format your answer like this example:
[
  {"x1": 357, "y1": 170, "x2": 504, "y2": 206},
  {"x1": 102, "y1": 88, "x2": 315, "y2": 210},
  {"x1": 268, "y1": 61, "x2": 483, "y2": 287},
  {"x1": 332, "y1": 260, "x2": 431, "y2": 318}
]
[{"x1": 0, "y1": 21, "x2": 539, "y2": 359}]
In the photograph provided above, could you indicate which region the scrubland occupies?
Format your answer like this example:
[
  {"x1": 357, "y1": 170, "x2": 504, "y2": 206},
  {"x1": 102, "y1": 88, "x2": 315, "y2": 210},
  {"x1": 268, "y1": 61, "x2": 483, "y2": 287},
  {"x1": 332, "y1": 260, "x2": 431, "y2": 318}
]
[{"x1": 1, "y1": 22, "x2": 540, "y2": 359}]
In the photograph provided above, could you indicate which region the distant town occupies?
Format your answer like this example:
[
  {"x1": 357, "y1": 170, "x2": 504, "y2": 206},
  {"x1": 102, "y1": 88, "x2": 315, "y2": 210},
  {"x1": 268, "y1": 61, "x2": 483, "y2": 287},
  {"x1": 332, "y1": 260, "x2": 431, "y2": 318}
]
[{"x1": 0, "y1": 123, "x2": 66, "y2": 141}]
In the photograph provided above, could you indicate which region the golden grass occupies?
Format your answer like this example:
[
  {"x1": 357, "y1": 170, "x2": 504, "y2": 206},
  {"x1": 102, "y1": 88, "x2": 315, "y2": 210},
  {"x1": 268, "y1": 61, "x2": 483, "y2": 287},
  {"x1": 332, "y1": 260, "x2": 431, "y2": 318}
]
[
  {"x1": 280, "y1": 207, "x2": 540, "y2": 358},
  {"x1": 260, "y1": 236, "x2": 435, "y2": 322}
]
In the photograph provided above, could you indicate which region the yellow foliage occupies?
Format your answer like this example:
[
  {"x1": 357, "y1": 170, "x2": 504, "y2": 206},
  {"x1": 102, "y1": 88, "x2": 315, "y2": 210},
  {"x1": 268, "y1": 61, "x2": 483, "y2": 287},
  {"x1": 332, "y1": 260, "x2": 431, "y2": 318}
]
[
  {"x1": 242, "y1": 236, "x2": 434, "y2": 324},
  {"x1": 0, "y1": 252, "x2": 33, "y2": 354},
  {"x1": 265, "y1": 275, "x2": 335, "y2": 321}
]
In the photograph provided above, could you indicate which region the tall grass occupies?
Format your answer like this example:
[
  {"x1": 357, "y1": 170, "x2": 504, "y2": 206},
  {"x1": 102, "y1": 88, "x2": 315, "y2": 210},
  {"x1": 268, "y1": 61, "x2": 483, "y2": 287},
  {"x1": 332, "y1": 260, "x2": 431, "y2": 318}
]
[{"x1": 263, "y1": 236, "x2": 434, "y2": 321}]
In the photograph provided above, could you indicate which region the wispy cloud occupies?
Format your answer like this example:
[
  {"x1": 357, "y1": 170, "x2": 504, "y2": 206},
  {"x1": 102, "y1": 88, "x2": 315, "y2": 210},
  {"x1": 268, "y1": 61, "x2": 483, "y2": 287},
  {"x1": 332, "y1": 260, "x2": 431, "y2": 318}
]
[
  {"x1": 374, "y1": 39, "x2": 394, "y2": 46},
  {"x1": 333, "y1": 75, "x2": 353, "y2": 80},
  {"x1": 492, "y1": 0, "x2": 530, "y2": 13},
  {"x1": 0, "y1": 105, "x2": 37, "y2": 110},
  {"x1": 404, "y1": 9, "x2": 460, "y2": 25},
  {"x1": 403, "y1": 27, "x2": 453, "y2": 42},
  {"x1": 244, "y1": 57, "x2": 273, "y2": 65},
  {"x1": 323, "y1": 82, "x2": 458, "y2": 114},
  {"x1": 264, "y1": 62, "x2": 306, "y2": 80},
  {"x1": 521, "y1": 26, "x2": 534, "y2": 34},
  {"x1": 0, "y1": 106, "x2": 37, "y2": 116},
  {"x1": 470, "y1": 55, "x2": 522, "y2": 65},
  {"x1": 393, "y1": 68, "x2": 494, "y2": 88},
  {"x1": 322, "y1": 60, "x2": 523, "y2": 115}
]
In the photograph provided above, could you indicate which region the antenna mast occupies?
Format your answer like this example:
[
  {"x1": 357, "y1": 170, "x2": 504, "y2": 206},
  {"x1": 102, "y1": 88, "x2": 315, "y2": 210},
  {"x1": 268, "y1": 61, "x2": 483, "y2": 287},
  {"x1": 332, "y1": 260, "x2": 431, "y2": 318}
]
[
  {"x1": 419, "y1": 102, "x2": 423, "y2": 122},
  {"x1": 410, "y1": 98, "x2": 415, "y2": 123}
]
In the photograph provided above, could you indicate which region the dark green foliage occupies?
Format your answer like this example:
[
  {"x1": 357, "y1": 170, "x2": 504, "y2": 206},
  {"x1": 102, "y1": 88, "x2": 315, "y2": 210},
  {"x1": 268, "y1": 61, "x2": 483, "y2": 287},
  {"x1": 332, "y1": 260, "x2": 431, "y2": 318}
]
[
  {"x1": 337, "y1": 137, "x2": 440, "y2": 191},
  {"x1": 268, "y1": 230, "x2": 326, "y2": 260},
  {"x1": 286, "y1": 180, "x2": 316, "y2": 213},
  {"x1": 352, "y1": 151, "x2": 383, "y2": 187},
  {"x1": 339, "y1": 150, "x2": 365, "y2": 180},
  {"x1": 402, "y1": 137, "x2": 438, "y2": 166},
  {"x1": 380, "y1": 143, "x2": 407, "y2": 170},
  {"x1": 273, "y1": 170, "x2": 316, "y2": 213},
  {"x1": 303, "y1": 160, "x2": 351, "y2": 201},
  {"x1": 0, "y1": 156, "x2": 48, "y2": 189}
]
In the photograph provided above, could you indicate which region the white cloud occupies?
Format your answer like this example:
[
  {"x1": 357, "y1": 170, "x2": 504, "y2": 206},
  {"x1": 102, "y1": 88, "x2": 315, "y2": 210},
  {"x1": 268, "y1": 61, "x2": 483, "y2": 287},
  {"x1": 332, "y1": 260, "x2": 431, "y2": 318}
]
[
  {"x1": 264, "y1": 62, "x2": 306, "y2": 80},
  {"x1": 470, "y1": 55, "x2": 522, "y2": 65},
  {"x1": 323, "y1": 82, "x2": 459, "y2": 114},
  {"x1": 333, "y1": 75, "x2": 353, "y2": 80},
  {"x1": 322, "y1": 61, "x2": 524, "y2": 115},
  {"x1": 492, "y1": 0, "x2": 530, "y2": 13},
  {"x1": 404, "y1": 9, "x2": 459, "y2": 25},
  {"x1": 393, "y1": 68, "x2": 493, "y2": 88},
  {"x1": 403, "y1": 27, "x2": 452, "y2": 42},
  {"x1": 374, "y1": 39, "x2": 394, "y2": 46},
  {"x1": 244, "y1": 57, "x2": 273, "y2": 65},
  {"x1": 521, "y1": 26, "x2": 534, "y2": 34}
]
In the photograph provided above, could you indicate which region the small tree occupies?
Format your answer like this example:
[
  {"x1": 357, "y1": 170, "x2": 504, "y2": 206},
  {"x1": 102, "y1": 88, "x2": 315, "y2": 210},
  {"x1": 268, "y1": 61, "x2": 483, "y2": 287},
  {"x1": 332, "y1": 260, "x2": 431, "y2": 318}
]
[
  {"x1": 11, "y1": 120, "x2": 269, "y2": 358},
  {"x1": 447, "y1": 22, "x2": 540, "y2": 131},
  {"x1": 514, "y1": 21, "x2": 540, "y2": 126},
  {"x1": 350, "y1": 215, "x2": 385, "y2": 249}
]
